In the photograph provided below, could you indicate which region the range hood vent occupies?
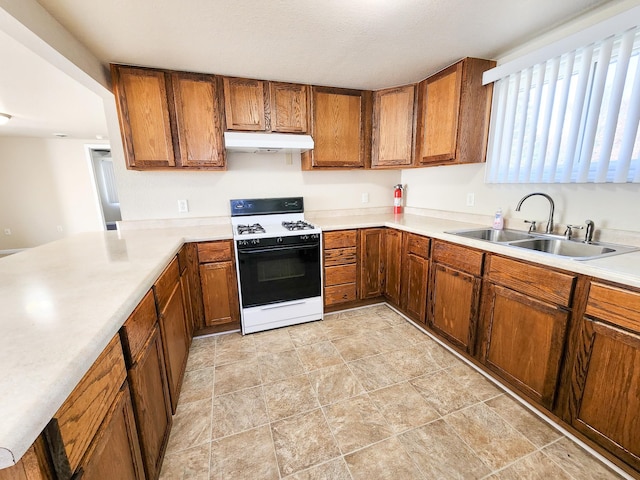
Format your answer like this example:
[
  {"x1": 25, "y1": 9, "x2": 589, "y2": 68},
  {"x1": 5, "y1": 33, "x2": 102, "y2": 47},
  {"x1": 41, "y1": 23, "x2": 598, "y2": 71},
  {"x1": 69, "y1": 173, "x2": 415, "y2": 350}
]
[{"x1": 224, "y1": 131, "x2": 314, "y2": 154}]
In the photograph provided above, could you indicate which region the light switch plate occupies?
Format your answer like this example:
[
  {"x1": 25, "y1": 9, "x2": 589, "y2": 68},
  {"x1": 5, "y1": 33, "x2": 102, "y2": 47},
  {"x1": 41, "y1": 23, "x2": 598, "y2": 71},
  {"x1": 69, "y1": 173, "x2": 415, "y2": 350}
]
[{"x1": 178, "y1": 199, "x2": 189, "y2": 213}]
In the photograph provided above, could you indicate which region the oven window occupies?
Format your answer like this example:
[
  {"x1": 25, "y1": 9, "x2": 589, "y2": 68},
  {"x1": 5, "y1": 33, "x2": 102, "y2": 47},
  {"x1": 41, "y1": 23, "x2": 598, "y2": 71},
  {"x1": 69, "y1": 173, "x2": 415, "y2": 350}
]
[{"x1": 237, "y1": 243, "x2": 321, "y2": 308}]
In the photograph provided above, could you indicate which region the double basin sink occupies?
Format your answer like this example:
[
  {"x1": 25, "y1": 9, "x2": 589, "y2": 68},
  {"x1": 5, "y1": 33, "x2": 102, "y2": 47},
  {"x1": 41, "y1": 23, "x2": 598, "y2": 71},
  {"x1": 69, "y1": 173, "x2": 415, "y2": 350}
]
[{"x1": 447, "y1": 228, "x2": 639, "y2": 261}]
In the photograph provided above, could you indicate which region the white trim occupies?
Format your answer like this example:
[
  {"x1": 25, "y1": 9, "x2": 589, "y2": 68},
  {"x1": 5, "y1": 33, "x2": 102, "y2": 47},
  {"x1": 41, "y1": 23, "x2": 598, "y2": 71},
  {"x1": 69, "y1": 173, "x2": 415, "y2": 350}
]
[
  {"x1": 84, "y1": 144, "x2": 111, "y2": 231},
  {"x1": 483, "y1": 5, "x2": 640, "y2": 85}
]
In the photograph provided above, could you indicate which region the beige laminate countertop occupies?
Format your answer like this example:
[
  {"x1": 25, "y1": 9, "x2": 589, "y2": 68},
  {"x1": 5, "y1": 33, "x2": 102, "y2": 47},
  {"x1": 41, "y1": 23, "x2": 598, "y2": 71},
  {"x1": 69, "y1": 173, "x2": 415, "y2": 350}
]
[{"x1": 1, "y1": 213, "x2": 639, "y2": 469}]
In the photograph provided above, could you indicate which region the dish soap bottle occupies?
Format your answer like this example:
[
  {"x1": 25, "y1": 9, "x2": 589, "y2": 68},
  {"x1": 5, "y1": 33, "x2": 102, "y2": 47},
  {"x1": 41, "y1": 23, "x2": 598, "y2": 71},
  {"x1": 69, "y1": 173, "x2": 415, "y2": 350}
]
[{"x1": 492, "y1": 208, "x2": 504, "y2": 230}]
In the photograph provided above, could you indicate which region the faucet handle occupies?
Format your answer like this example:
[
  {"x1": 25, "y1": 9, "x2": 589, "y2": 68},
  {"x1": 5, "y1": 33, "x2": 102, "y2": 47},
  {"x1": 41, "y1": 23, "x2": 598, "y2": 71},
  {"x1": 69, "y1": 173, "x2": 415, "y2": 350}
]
[
  {"x1": 564, "y1": 224, "x2": 584, "y2": 240},
  {"x1": 524, "y1": 220, "x2": 537, "y2": 233}
]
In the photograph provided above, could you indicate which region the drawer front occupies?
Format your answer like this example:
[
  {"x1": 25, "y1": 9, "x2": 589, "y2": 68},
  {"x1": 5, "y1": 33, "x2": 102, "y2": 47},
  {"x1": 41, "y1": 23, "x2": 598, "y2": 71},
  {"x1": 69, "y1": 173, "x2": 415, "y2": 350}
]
[
  {"x1": 120, "y1": 290, "x2": 158, "y2": 364},
  {"x1": 324, "y1": 247, "x2": 357, "y2": 267},
  {"x1": 197, "y1": 241, "x2": 233, "y2": 263},
  {"x1": 324, "y1": 230, "x2": 357, "y2": 249},
  {"x1": 52, "y1": 335, "x2": 127, "y2": 474},
  {"x1": 407, "y1": 233, "x2": 430, "y2": 258},
  {"x1": 586, "y1": 282, "x2": 640, "y2": 332},
  {"x1": 486, "y1": 255, "x2": 576, "y2": 307},
  {"x1": 325, "y1": 284, "x2": 357, "y2": 305},
  {"x1": 325, "y1": 264, "x2": 357, "y2": 286},
  {"x1": 432, "y1": 240, "x2": 483, "y2": 276},
  {"x1": 154, "y1": 257, "x2": 180, "y2": 312}
]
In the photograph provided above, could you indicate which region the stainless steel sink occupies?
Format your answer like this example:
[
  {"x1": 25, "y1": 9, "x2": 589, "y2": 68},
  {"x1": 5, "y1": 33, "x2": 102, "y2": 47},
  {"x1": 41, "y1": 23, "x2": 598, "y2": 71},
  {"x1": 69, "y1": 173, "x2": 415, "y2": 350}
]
[
  {"x1": 446, "y1": 228, "x2": 639, "y2": 260},
  {"x1": 447, "y1": 228, "x2": 535, "y2": 243}
]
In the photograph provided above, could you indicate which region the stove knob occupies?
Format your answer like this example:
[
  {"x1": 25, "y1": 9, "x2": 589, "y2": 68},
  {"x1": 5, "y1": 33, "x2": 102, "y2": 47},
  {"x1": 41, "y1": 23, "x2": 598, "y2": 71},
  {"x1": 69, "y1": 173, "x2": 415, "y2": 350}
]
[
  {"x1": 301, "y1": 235, "x2": 308, "y2": 241},
  {"x1": 251, "y1": 239, "x2": 260, "y2": 245},
  {"x1": 239, "y1": 240, "x2": 247, "y2": 246},
  {"x1": 276, "y1": 237, "x2": 284, "y2": 244}
]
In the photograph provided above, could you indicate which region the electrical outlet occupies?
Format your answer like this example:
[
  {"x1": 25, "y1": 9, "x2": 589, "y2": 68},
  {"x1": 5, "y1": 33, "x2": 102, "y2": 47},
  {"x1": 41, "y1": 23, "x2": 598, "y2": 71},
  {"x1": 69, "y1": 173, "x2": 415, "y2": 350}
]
[
  {"x1": 361, "y1": 192, "x2": 369, "y2": 203},
  {"x1": 56, "y1": 225, "x2": 63, "y2": 232},
  {"x1": 3, "y1": 228, "x2": 11, "y2": 235},
  {"x1": 178, "y1": 199, "x2": 189, "y2": 213},
  {"x1": 466, "y1": 193, "x2": 475, "y2": 206}
]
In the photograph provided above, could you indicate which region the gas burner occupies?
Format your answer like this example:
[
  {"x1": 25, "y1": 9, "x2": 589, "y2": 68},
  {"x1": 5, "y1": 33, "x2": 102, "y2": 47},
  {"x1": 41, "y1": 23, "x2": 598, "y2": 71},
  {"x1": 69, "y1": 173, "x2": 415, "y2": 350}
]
[
  {"x1": 282, "y1": 220, "x2": 316, "y2": 231},
  {"x1": 237, "y1": 223, "x2": 266, "y2": 235}
]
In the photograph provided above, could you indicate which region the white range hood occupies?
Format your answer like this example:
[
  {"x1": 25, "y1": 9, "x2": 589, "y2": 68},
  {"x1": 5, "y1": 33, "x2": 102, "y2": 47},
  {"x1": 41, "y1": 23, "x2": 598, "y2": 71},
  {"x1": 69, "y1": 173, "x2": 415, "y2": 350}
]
[{"x1": 224, "y1": 131, "x2": 314, "y2": 154}]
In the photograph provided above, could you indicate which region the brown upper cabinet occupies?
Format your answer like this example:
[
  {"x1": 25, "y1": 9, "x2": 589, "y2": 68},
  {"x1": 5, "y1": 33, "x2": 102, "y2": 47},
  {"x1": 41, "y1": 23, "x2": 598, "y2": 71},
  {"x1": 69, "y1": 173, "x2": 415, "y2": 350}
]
[
  {"x1": 372, "y1": 85, "x2": 416, "y2": 168},
  {"x1": 302, "y1": 86, "x2": 372, "y2": 170},
  {"x1": 415, "y1": 57, "x2": 495, "y2": 166},
  {"x1": 223, "y1": 77, "x2": 268, "y2": 131},
  {"x1": 111, "y1": 65, "x2": 226, "y2": 170},
  {"x1": 270, "y1": 82, "x2": 310, "y2": 133}
]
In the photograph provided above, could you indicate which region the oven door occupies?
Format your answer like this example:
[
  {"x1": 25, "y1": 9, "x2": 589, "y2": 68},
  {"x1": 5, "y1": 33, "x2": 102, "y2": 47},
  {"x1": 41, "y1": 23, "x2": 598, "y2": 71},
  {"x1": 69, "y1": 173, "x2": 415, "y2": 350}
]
[{"x1": 236, "y1": 241, "x2": 321, "y2": 308}]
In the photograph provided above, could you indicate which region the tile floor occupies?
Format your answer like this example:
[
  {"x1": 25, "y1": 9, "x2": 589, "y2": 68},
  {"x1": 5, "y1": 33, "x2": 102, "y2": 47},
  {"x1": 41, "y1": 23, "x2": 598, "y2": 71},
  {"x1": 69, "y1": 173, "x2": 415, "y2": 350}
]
[{"x1": 159, "y1": 304, "x2": 625, "y2": 479}]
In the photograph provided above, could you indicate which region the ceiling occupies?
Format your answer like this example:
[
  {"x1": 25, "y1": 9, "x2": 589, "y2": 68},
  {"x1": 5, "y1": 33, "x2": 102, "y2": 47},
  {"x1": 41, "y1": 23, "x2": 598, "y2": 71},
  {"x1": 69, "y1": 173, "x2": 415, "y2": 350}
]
[{"x1": 0, "y1": 0, "x2": 628, "y2": 138}]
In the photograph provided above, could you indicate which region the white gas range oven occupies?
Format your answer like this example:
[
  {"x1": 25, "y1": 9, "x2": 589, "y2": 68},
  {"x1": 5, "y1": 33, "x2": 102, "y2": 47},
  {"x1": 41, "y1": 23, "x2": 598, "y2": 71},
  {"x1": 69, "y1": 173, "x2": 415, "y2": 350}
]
[{"x1": 230, "y1": 197, "x2": 323, "y2": 334}]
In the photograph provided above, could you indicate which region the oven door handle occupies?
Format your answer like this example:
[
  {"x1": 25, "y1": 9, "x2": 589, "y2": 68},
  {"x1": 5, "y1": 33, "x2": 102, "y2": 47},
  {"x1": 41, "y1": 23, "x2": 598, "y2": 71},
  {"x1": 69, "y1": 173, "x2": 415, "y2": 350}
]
[
  {"x1": 237, "y1": 243, "x2": 319, "y2": 255},
  {"x1": 261, "y1": 300, "x2": 306, "y2": 310}
]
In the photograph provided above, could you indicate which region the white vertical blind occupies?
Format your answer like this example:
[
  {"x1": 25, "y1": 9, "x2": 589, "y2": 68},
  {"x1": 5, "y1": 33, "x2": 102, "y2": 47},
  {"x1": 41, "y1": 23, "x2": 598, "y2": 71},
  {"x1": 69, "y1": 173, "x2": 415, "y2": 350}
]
[
  {"x1": 100, "y1": 159, "x2": 119, "y2": 204},
  {"x1": 485, "y1": 26, "x2": 640, "y2": 184}
]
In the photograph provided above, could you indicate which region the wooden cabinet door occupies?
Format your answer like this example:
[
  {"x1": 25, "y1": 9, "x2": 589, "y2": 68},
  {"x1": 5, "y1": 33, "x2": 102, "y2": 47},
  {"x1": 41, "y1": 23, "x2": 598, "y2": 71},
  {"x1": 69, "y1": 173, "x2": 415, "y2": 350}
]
[
  {"x1": 79, "y1": 383, "x2": 145, "y2": 480},
  {"x1": 199, "y1": 261, "x2": 241, "y2": 330},
  {"x1": 171, "y1": 72, "x2": 225, "y2": 168},
  {"x1": 158, "y1": 283, "x2": 189, "y2": 413},
  {"x1": 111, "y1": 65, "x2": 175, "y2": 169},
  {"x1": 372, "y1": 85, "x2": 415, "y2": 168},
  {"x1": 223, "y1": 77, "x2": 268, "y2": 131},
  {"x1": 0, "y1": 436, "x2": 53, "y2": 480},
  {"x1": 401, "y1": 253, "x2": 429, "y2": 324},
  {"x1": 383, "y1": 229, "x2": 403, "y2": 305},
  {"x1": 270, "y1": 82, "x2": 310, "y2": 133},
  {"x1": 128, "y1": 326, "x2": 172, "y2": 480},
  {"x1": 303, "y1": 86, "x2": 371, "y2": 169},
  {"x1": 428, "y1": 263, "x2": 481, "y2": 354},
  {"x1": 359, "y1": 228, "x2": 384, "y2": 299},
  {"x1": 480, "y1": 284, "x2": 569, "y2": 409}
]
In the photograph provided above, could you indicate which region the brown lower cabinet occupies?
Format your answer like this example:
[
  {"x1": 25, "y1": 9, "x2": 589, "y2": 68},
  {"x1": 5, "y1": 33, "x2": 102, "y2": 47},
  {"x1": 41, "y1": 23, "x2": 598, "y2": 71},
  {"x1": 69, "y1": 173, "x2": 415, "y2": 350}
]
[
  {"x1": 359, "y1": 228, "x2": 385, "y2": 299},
  {"x1": 197, "y1": 241, "x2": 241, "y2": 333},
  {"x1": 0, "y1": 436, "x2": 54, "y2": 480},
  {"x1": 383, "y1": 228, "x2": 402, "y2": 305},
  {"x1": 400, "y1": 233, "x2": 430, "y2": 324},
  {"x1": 323, "y1": 230, "x2": 358, "y2": 307}
]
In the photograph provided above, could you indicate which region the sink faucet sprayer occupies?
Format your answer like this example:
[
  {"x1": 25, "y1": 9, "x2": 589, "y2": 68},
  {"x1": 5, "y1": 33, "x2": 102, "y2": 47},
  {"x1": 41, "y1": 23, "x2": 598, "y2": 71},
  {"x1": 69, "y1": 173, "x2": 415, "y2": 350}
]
[{"x1": 515, "y1": 192, "x2": 555, "y2": 234}]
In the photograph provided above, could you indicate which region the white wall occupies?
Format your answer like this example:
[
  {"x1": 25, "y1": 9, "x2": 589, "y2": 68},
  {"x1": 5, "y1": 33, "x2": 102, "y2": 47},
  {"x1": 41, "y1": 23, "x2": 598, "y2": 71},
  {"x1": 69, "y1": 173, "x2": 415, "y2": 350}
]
[{"x1": 0, "y1": 137, "x2": 106, "y2": 249}]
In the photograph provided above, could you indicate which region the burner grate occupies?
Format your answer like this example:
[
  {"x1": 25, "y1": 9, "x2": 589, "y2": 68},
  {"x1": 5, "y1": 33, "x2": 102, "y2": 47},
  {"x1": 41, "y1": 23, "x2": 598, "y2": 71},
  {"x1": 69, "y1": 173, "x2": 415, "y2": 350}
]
[
  {"x1": 282, "y1": 220, "x2": 316, "y2": 231},
  {"x1": 237, "y1": 223, "x2": 266, "y2": 235}
]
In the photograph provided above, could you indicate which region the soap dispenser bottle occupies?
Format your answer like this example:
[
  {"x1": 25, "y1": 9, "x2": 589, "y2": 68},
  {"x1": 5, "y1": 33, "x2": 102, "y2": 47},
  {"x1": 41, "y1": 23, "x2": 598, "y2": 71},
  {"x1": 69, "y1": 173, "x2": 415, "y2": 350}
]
[{"x1": 493, "y1": 208, "x2": 504, "y2": 230}]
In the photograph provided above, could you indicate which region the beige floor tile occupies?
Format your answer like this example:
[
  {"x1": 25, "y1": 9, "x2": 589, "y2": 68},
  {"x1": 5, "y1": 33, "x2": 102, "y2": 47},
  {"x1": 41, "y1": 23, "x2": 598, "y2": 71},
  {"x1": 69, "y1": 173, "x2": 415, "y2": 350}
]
[
  {"x1": 368, "y1": 327, "x2": 411, "y2": 352},
  {"x1": 445, "y1": 402, "x2": 536, "y2": 471},
  {"x1": 323, "y1": 394, "x2": 394, "y2": 453},
  {"x1": 446, "y1": 362, "x2": 503, "y2": 400},
  {"x1": 210, "y1": 425, "x2": 279, "y2": 480},
  {"x1": 411, "y1": 370, "x2": 483, "y2": 415},
  {"x1": 166, "y1": 398, "x2": 212, "y2": 453},
  {"x1": 368, "y1": 382, "x2": 440, "y2": 433},
  {"x1": 259, "y1": 350, "x2": 305, "y2": 383},
  {"x1": 326, "y1": 308, "x2": 371, "y2": 321},
  {"x1": 542, "y1": 437, "x2": 623, "y2": 479},
  {"x1": 373, "y1": 306, "x2": 407, "y2": 326},
  {"x1": 211, "y1": 386, "x2": 269, "y2": 439},
  {"x1": 332, "y1": 332, "x2": 382, "y2": 361},
  {"x1": 214, "y1": 333, "x2": 257, "y2": 365},
  {"x1": 190, "y1": 335, "x2": 216, "y2": 351},
  {"x1": 287, "y1": 321, "x2": 329, "y2": 346},
  {"x1": 355, "y1": 314, "x2": 393, "y2": 331},
  {"x1": 323, "y1": 317, "x2": 364, "y2": 340},
  {"x1": 178, "y1": 367, "x2": 214, "y2": 405},
  {"x1": 159, "y1": 442, "x2": 210, "y2": 480},
  {"x1": 296, "y1": 341, "x2": 344, "y2": 371},
  {"x1": 348, "y1": 354, "x2": 405, "y2": 391},
  {"x1": 213, "y1": 359, "x2": 262, "y2": 396},
  {"x1": 486, "y1": 394, "x2": 562, "y2": 448},
  {"x1": 263, "y1": 374, "x2": 320, "y2": 421},
  {"x1": 253, "y1": 327, "x2": 297, "y2": 353},
  {"x1": 487, "y1": 450, "x2": 574, "y2": 479},
  {"x1": 399, "y1": 419, "x2": 491, "y2": 479},
  {"x1": 390, "y1": 321, "x2": 429, "y2": 344},
  {"x1": 307, "y1": 363, "x2": 366, "y2": 406},
  {"x1": 285, "y1": 457, "x2": 351, "y2": 480},
  {"x1": 185, "y1": 342, "x2": 216, "y2": 372},
  {"x1": 271, "y1": 408, "x2": 341, "y2": 476},
  {"x1": 422, "y1": 338, "x2": 461, "y2": 367},
  {"x1": 345, "y1": 436, "x2": 424, "y2": 480},
  {"x1": 383, "y1": 343, "x2": 447, "y2": 380}
]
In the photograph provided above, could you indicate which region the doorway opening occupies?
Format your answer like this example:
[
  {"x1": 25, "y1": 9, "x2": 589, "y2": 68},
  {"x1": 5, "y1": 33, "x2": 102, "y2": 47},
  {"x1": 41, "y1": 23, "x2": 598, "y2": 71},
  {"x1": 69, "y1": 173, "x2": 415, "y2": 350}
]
[{"x1": 86, "y1": 145, "x2": 121, "y2": 230}]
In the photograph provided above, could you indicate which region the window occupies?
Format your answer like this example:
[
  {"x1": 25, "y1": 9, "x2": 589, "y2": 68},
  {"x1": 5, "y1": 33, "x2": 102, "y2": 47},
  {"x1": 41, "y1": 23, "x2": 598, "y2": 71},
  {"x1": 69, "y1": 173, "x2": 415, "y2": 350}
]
[{"x1": 486, "y1": 24, "x2": 640, "y2": 184}]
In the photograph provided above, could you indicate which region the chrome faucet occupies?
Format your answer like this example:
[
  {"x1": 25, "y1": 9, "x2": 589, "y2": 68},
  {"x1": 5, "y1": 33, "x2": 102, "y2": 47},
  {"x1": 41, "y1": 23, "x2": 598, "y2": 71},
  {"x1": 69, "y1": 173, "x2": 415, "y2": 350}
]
[
  {"x1": 584, "y1": 220, "x2": 595, "y2": 243},
  {"x1": 515, "y1": 193, "x2": 555, "y2": 234}
]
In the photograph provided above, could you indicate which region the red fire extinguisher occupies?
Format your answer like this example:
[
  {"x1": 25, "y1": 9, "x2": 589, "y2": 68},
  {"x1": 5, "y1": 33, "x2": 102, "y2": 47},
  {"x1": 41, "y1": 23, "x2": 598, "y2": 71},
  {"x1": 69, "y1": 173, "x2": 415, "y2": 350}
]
[{"x1": 393, "y1": 184, "x2": 404, "y2": 215}]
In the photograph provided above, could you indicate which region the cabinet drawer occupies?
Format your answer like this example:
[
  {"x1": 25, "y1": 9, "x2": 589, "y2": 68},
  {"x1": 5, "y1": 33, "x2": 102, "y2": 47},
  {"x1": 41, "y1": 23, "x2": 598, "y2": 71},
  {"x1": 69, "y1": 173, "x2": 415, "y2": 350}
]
[
  {"x1": 324, "y1": 247, "x2": 357, "y2": 267},
  {"x1": 586, "y1": 282, "x2": 640, "y2": 332},
  {"x1": 325, "y1": 284, "x2": 357, "y2": 305},
  {"x1": 486, "y1": 255, "x2": 576, "y2": 307},
  {"x1": 51, "y1": 335, "x2": 127, "y2": 474},
  {"x1": 325, "y1": 264, "x2": 357, "y2": 286},
  {"x1": 197, "y1": 241, "x2": 233, "y2": 263},
  {"x1": 324, "y1": 230, "x2": 357, "y2": 249},
  {"x1": 154, "y1": 257, "x2": 180, "y2": 313},
  {"x1": 407, "y1": 233, "x2": 430, "y2": 258},
  {"x1": 432, "y1": 240, "x2": 483, "y2": 276},
  {"x1": 120, "y1": 290, "x2": 158, "y2": 364}
]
